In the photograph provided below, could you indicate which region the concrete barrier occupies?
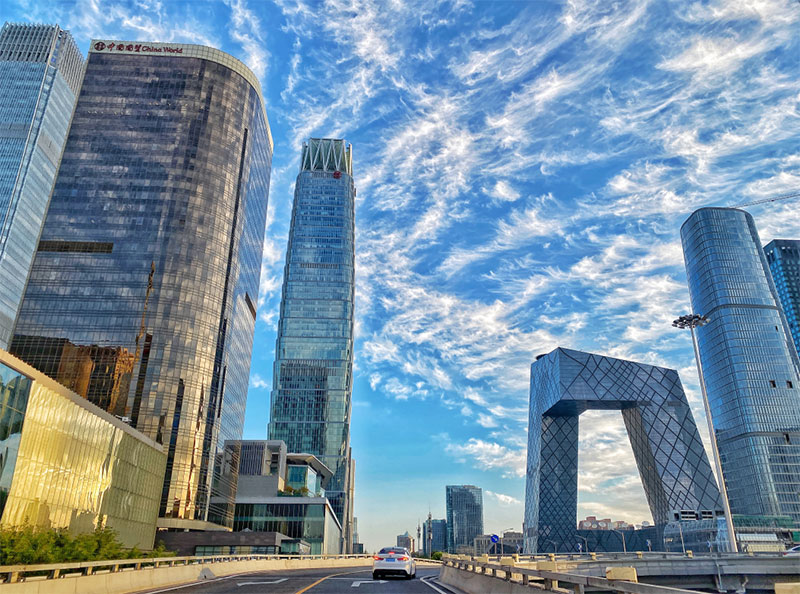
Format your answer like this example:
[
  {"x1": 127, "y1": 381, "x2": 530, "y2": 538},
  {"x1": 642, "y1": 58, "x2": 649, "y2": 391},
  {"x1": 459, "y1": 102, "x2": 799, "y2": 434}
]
[
  {"x1": 0, "y1": 557, "x2": 372, "y2": 594},
  {"x1": 440, "y1": 564, "x2": 541, "y2": 594}
]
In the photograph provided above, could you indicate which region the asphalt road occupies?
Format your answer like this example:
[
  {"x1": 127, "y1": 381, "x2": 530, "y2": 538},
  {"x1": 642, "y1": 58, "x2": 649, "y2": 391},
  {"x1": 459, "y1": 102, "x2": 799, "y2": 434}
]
[{"x1": 139, "y1": 564, "x2": 464, "y2": 594}]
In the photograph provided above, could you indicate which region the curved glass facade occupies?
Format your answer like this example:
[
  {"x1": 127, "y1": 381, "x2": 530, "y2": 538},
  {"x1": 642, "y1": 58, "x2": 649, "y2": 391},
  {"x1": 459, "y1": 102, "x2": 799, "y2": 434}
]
[
  {"x1": 681, "y1": 208, "x2": 800, "y2": 523},
  {"x1": 9, "y1": 41, "x2": 272, "y2": 529},
  {"x1": 268, "y1": 138, "x2": 355, "y2": 545}
]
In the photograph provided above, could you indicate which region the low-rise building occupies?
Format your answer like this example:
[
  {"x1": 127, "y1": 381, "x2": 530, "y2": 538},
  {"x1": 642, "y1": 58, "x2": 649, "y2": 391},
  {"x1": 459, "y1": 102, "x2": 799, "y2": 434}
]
[
  {"x1": 0, "y1": 349, "x2": 165, "y2": 549},
  {"x1": 158, "y1": 440, "x2": 342, "y2": 555}
]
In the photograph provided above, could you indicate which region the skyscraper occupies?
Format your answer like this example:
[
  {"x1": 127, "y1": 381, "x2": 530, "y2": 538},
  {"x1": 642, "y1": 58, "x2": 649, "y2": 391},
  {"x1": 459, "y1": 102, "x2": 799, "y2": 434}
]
[
  {"x1": 423, "y1": 517, "x2": 447, "y2": 556},
  {"x1": 0, "y1": 23, "x2": 83, "y2": 348},
  {"x1": 10, "y1": 40, "x2": 273, "y2": 531},
  {"x1": 268, "y1": 138, "x2": 355, "y2": 549},
  {"x1": 446, "y1": 485, "x2": 483, "y2": 553},
  {"x1": 765, "y1": 239, "x2": 800, "y2": 356},
  {"x1": 681, "y1": 208, "x2": 800, "y2": 523}
]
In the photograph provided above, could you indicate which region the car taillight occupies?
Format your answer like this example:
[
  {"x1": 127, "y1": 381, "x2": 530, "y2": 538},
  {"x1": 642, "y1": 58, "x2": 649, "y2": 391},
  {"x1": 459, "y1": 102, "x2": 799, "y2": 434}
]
[
  {"x1": 373, "y1": 555, "x2": 381, "y2": 560},
  {"x1": 398, "y1": 556, "x2": 409, "y2": 561}
]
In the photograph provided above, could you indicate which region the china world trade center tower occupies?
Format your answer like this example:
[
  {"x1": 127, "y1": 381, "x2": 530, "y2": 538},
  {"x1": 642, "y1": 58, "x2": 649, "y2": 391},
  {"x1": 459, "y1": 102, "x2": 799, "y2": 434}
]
[
  {"x1": 269, "y1": 138, "x2": 355, "y2": 548},
  {"x1": 10, "y1": 40, "x2": 273, "y2": 530}
]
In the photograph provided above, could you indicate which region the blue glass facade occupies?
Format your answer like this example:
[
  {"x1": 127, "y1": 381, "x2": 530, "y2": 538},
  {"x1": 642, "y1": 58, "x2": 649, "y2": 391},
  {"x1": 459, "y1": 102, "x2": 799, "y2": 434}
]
[
  {"x1": 524, "y1": 348, "x2": 723, "y2": 553},
  {"x1": 0, "y1": 23, "x2": 83, "y2": 349},
  {"x1": 268, "y1": 138, "x2": 355, "y2": 548},
  {"x1": 765, "y1": 239, "x2": 800, "y2": 357},
  {"x1": 423, "y1": 518, "x2": 447, "y2": 555},
  {"x1": 446, "y1": 485, "x2": 483, "y2": 553},
  {"x1": 681, "y1": 208, "x2": 800, "y2": 523},
  {"x1": 9, "y1": 40, "x2": 273, "y2": 530}
]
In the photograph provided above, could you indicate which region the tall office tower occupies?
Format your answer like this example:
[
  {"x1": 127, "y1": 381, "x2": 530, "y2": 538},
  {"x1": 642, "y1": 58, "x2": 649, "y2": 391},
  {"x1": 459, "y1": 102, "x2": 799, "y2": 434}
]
[
  {"x1": 423, "y1": 517, "x2": 447, "y2": 555},
  {"x1": 765, "y1": 239, "x2": 800, "y2": 356},
  {"x1": 269, "y1": 138, "x2": 355, "y2": 548},
  {"x1": 0, "y1": 23, "x2": 83, "y2": 348},
  {"x1": 10, "y1": 40, "x2": 273, "y2": 531},
  {"x1": 446, "y1": 485, "x2": 483, "y2": 553},
  {"x1": 682, "y1": 208, "x2": 800, "y2": 523}
]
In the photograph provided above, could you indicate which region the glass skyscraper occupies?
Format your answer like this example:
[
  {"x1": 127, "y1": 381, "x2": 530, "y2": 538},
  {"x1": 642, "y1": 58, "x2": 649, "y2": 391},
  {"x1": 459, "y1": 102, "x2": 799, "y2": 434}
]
[
  {"x1": 681, "y1": 208, "x2": 800, "y2": 523},
  {"x1": 765, "y1": 239, "x2": 800, "y2": 357},
  {"x1": 0, "y1": 23, "x2": 83, "y2": 349},
  {"x1": 268, "y1": 138, "x2": 355, "y2": 550},
  {"x1": 9, "y1": 40, "x2": 273, "y2": 530},
  {"x1": 446, "y1": 485, "x2": 483, "y2": 553}
]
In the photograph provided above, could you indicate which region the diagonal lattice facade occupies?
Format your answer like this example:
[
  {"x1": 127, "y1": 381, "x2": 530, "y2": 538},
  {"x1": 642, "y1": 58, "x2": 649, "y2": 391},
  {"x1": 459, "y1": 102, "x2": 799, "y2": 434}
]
[{"x1": 524, "y1": 348, "x2": 723, "y2": 553}]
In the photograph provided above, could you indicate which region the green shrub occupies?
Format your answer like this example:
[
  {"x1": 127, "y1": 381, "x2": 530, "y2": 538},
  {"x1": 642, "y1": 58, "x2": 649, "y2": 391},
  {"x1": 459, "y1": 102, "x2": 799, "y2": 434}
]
[
  {"x1": 431, "y1": 551, "x2": 443, "y2": 560},
  {"x1": 0, "y1": 527, "x2": 175, "y2": 565}
]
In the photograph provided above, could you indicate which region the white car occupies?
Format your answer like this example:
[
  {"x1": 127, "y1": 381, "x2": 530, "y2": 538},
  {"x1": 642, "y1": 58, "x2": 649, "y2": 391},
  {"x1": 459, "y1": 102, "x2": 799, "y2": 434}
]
[
  {"x1": 373, "y1": 547, "x2": 416, "y2": 579},
  {"x1": 784, "y1": 545, "x2": 800, "y2": 557}
]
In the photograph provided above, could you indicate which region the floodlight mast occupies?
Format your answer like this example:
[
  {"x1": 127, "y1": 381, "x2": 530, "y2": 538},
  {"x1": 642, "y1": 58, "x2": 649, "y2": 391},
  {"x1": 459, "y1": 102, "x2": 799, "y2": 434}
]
[{"x1": 672, "y1": 314, "x2": 738, "y2": 553}]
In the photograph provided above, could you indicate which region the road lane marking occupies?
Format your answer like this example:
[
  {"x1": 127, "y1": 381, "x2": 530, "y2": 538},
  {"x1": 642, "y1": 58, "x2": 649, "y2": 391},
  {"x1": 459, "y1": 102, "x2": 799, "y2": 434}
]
[
  {"x1": 237, "y1": 578, "x2": 289, "y2": 586},
  {"x1": 421, "y1": 575, "x2": 458, "y2": 594},
  {"x1": 294, "y1": 569, "x2": 371, "y2": 594},
  {"x1": 351, "y1": 579, "x2": 387, "y2": 587}
]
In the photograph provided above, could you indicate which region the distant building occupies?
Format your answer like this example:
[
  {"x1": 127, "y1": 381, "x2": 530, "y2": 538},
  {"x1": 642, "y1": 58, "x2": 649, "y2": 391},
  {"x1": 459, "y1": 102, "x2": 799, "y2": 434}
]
[
  {"x1": 423, "y1": 517, "x2": 447, "y2": 556},
  {"x1": 682, "y1": 209, "x2": 800, "y2": 524},
  {"x1": 474, "y1": 530, "x2": 522, "y2": 555},
  {"x1": 397, "y1": 531, "x2": 414, "y2": 551},
  {"x1": 269, "y1": 138, "x2": 356, "y2": 549},
  {"x1": 664, "y1": 515, "x2": 796, "y2": 553},
  {"x1": 0, "y1": 348, "x2": 165, "y2": 549},
  {"x1": 0, "y1": 23, "x2": 84, "y2": 348},
  {"x1": 578, "y1": 516, "x2": 612, "y2": 530},
  {"x1": 9, "y1": 39, "x2": 274, "y2": 532},
  {"x1": 764, "y1": 239, "x2": 800, "y2": 356},
  {"x1": 446, "y1": 485, "x2": 484, "y2": 553}
]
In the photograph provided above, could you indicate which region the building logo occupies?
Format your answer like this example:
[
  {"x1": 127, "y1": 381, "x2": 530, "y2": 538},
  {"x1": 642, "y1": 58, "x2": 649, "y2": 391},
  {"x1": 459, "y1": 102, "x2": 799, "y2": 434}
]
[
  {"x1": 91, "y1": 41, "x2": 184, "y2": 55},
  {"x1": 333, "y1": 171, "x2": 342, "y2": 179}
]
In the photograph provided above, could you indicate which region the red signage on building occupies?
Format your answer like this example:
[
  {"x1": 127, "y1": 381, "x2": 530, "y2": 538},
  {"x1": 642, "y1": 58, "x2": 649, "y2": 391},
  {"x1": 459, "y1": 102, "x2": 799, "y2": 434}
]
[{"x1": 333, "y1": 171, "x2": 342, "y2": 179}]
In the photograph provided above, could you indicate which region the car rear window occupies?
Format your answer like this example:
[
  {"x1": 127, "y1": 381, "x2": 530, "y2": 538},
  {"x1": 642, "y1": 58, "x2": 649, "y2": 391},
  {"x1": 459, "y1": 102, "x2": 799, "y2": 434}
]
[{"x1": 378, "y1": 547, "x2": 408, "y2": 554}]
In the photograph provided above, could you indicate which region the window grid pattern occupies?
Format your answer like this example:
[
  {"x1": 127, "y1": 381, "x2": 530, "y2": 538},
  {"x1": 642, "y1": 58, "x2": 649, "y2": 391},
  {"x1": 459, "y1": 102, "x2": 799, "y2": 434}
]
[
  {"x1": 268, "y1": 139, "x2": 355, "y2": 537},
  {"x1": 765, "y1": 239, "x2": 800, "y2": 358},
  {"x1": 524, "y1": 348, "x2": 722, "y2": 553},
  {"x1": 0, "y1": 23, "x2": 83, "y2": 347},
  {"x1": 9, "y1": 48, "x2": 272, "y2": 529},
  {"x1": 681, "y1": 208, "x2": 800, "y2": 523},
  {"x1": 446, "y1": 485, "x2": 483, "y2": 553}
]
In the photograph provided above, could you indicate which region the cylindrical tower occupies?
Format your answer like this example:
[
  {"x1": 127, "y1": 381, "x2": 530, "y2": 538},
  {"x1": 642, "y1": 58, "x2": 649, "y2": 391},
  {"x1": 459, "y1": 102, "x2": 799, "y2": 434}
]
[
  {"x1": 11, "y1": 39, "x2": 273, "y2": 531},
  {"x1": 681, "y1": 207, "x2": 800, "y2": 522}
]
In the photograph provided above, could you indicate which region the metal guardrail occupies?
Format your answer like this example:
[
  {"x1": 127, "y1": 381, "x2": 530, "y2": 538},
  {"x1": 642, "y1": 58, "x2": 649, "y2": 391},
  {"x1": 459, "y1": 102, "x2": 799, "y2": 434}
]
[
  {"x1": 441, "y1": 554, "x2": 707, "y2": 594},
  {"x1": 0, "y1": 553, "x2": 374, "y2": 584}
]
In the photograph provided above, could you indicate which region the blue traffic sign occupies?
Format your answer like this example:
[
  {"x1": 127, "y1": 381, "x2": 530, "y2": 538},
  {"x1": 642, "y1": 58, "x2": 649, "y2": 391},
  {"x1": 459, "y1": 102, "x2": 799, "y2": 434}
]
[{"x1": 490, "y1": 534, "x2": 499, "y2": 543}]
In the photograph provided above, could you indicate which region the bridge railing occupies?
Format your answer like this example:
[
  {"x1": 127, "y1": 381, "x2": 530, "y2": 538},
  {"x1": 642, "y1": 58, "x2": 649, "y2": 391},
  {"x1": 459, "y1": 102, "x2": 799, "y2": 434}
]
[
  {"x1": 0, "y1": 553, "x2": 374, "y2": 584},
  {"x1": 440, "y1": 554, "x2": 704, "y2": 594}
]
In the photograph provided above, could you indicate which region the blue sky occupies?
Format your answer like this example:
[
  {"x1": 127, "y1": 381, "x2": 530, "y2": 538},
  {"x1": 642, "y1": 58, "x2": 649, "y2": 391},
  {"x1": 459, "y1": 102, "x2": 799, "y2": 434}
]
[{"x1": 4, "y1": 0, "x2": 800, "y2": 552}]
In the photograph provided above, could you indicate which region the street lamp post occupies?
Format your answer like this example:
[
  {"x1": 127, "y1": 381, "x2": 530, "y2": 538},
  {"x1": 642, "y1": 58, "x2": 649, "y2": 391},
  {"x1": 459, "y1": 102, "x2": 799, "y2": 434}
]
[
  {"x1": 546, "y1": 539, "x2": 558, "y2": 553},
  {"x1": 672, "y1": 314, "x2": 738, "y2": 553},
  {"x1": 500, "y1": 528, "x2": 514, "y2": 556},
  {"x1": 610, "y1": 529, "x2": 627, "y2": 554},
  {"x1": 577, "y1": 534, "x2": 589, "y2": 555}
]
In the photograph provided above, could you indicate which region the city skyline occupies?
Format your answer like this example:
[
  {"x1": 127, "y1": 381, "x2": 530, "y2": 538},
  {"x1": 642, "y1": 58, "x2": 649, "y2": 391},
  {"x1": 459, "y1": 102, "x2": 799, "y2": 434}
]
[{"x1": 0, "y1": 0, "x2": 798, "y2": 552}]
